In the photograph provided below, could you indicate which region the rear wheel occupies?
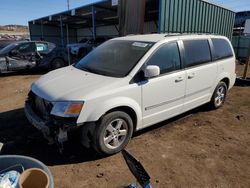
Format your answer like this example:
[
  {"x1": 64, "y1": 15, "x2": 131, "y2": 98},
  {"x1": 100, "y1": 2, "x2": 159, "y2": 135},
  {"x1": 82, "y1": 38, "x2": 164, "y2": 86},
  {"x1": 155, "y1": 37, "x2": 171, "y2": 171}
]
[
  {"x1": 93, "y1": 111, "x2": 133, "y2": 155},
  {"x1": 51, "y1": 58, "x2": 65, "y2": 70},
  {"x1": 209, "y1": 82, "x2": 228, "y2": 109}
]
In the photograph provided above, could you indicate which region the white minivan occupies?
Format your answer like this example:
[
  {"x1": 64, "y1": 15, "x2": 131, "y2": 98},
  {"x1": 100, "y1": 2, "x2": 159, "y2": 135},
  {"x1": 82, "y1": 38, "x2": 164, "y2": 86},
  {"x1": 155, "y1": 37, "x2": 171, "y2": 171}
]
[{"x1": 25, "y1": 34, "x2": 236, "y2": 155}]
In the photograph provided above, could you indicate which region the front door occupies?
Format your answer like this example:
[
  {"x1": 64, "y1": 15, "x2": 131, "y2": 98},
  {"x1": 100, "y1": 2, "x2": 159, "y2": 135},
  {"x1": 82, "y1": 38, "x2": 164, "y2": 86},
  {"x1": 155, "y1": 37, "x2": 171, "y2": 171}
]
[
  {"x1": 142, "y1": 41, "x2": 186, "y2": 127},
  {"x1": 7, "y1": 42, "x2": 37, "y2": 71},
  {"x1": 0, "y1": 57, "x2": 8, "y2": 72}
]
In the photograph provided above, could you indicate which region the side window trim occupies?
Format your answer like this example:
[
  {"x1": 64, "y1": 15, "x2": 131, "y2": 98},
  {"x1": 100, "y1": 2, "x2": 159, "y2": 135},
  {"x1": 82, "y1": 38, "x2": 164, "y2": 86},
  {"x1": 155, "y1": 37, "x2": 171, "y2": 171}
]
[
  {"x1": 145, "y1": 40, "x2": 183, "y2": 75},
  {"x1": 130, "y1": 40, "x2": 184, "y2": 84},
  {"x1": 210, "y1": 38, "x2": 234, "y2": 61},
  {"x1": 182, "y1": 39, "x2": 213, "y2": 69},
  {"x1": 177, "y1": 40, "x2": 185, "y2": 69},
  {"x1": 208, "y1": 38, "x2": 214, "y2": 61}
]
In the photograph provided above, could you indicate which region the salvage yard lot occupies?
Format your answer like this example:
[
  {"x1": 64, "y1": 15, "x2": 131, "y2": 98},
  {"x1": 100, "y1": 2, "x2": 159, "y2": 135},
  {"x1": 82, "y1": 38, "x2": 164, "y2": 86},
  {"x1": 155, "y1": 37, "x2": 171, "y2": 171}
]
[{"x1": 0, "y1": 64, "x2": 250, "y2": 188}]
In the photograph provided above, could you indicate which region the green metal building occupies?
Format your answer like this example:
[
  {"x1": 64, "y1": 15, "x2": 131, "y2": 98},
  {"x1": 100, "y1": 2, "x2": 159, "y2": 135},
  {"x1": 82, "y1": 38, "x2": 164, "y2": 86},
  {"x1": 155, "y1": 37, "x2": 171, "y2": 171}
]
[
  {"x1": 159, "y1": 0, "x2": 235, "y2": 39},
  {"x1": 29, "y1": 0, "x2": 235, "y2": 46}
]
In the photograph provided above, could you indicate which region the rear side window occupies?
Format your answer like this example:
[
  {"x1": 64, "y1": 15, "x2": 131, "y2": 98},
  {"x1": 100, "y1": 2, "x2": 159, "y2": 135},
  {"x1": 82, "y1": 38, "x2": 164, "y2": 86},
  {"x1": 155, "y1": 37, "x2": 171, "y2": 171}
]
[
  {"x1": 36, "y1": 43, "x2": 49, "y2": 53},
  {"x1": 147, "y1": 42, "x2": 181, "y2": 74},
  {"x1": 212, "y1": 38, "x2": 233, "y2": 60},
  {"x1": 183, "y1": 40, "x2": 211, "y2": 67}
]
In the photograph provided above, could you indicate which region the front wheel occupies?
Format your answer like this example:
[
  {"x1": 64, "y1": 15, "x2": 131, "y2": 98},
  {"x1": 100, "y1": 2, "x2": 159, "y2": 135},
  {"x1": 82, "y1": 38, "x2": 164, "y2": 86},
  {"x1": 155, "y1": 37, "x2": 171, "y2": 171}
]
[
  {"x1": 209, "y1": 82, "x2": 228, "y2": 109},
  {"x1": 93, "y1": 111, "x2": 133, "y2": 155}
]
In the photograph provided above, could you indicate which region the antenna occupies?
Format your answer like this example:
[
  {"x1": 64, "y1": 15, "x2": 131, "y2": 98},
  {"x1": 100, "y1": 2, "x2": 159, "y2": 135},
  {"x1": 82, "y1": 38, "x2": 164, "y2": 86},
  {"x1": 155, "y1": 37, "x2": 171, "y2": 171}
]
[{"x1": 67, "y1": 0, "x2": 70, "y2": 10}]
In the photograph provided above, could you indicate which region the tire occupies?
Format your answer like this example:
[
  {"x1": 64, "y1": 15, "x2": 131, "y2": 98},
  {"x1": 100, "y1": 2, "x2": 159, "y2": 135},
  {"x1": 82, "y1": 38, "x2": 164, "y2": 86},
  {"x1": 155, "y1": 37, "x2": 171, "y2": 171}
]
[
  {"x1": 209, "y1": 82, "x2": 228, "y2": 109},
  {"x1": 92, "y1": 111, "x2": 133, "y2": 155},
  {"x1": 51, "y1": 58, "x2": 65, "y2": 70}
]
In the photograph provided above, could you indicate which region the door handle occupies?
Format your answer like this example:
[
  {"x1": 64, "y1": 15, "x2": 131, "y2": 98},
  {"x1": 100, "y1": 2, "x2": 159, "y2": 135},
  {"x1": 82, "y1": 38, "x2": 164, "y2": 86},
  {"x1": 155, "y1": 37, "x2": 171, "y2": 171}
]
[
  {"x1": 188, "y1": 73, "x2": 195, "y2": 79},
  {"x1": 175, "y1": 77, "x2": 184, "y2": 83}
]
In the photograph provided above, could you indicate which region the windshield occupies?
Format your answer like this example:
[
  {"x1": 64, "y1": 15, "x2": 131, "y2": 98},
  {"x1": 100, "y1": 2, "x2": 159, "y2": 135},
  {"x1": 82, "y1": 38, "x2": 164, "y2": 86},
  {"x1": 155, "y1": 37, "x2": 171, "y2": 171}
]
[{"x1": 74, "y1": 40, "x2": 154, "y2": 77}]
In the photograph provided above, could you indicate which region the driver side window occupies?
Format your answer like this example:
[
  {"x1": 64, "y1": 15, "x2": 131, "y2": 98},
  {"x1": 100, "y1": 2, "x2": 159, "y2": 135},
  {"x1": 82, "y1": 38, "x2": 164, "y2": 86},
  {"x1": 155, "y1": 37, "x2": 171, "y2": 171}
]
[
  {"x1": 15, "y1": 43, "x2": 35, "y2": 55},
  {"x1": 147, "y1": 42, "x2": 181, "y2": 75}
]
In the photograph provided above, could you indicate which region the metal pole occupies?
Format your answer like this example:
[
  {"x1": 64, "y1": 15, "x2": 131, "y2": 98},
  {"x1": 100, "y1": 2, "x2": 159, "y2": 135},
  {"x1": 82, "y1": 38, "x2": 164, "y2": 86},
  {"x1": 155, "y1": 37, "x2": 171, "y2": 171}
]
[
  {"x1": 66, "y1": 24, "x2": 71, "y2": 66},
  {"x1": 67, "y1": 0, "x2": 70, "y2": 10},
  {"x1": 139, "y1": 0, "x2": 146, "y2": 34},
  {"x1": 243, "y1": 48, "x2": 250, "y2": 79},
  {"x1": 40, "y1": 20, "x2": 44, "y2": 40},
  {"x1": 158, "y1": 0, "x2": 162, "y2": 33},
  {"x1": 92, "y1": 6, "x2": 96, "y2": 40},
  {"x1": 60, "y1": 15, "x2": 64, "y2": 47}
]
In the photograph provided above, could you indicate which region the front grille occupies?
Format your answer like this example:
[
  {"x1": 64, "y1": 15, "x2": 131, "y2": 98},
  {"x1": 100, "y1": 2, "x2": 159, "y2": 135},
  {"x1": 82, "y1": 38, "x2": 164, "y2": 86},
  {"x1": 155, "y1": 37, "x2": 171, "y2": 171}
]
[
  {"x1": 27, "y1": 91, "x2": 77, "y2": 128},
  {"x1": 28, "y1": 91, "x2": 53, "y2": 120}
]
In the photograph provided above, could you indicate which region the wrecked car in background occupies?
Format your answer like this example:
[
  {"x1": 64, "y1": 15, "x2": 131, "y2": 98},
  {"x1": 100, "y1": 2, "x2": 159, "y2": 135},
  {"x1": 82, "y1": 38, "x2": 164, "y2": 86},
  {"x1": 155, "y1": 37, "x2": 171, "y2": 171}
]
[
  {"x1": 0, "y1": 41, "x2": 68, "y2": 73},
  {"x1": 0, "y1": 40, "x2": 16, "y2": 50},
  {"x1": 67, "y1": 37, "x2": 108, "y2": 58}
]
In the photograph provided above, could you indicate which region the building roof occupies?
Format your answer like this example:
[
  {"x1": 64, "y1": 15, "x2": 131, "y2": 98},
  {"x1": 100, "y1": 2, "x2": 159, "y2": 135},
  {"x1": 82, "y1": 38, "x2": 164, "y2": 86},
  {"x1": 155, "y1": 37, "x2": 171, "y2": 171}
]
[{"x1": 29, "y1": 0, "x2": 234, "y2": 26}]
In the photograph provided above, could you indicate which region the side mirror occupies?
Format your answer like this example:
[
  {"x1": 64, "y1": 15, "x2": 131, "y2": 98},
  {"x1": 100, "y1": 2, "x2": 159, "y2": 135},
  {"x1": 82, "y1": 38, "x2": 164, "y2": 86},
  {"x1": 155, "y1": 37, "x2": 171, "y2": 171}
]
[{"x1": 144, "y1": 65, "x2": 160, "y2": 78}]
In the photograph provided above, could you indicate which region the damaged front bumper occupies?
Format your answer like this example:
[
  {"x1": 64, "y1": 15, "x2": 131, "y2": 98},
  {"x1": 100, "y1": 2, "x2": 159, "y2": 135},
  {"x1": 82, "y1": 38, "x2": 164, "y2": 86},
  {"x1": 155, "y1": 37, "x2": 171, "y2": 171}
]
[
  {"x1": 24, "y1": 95, "x2": 78, "y2": 144},
  {"x1": 24, "y1": 100, "x2": 51, "y2": 138},
  {"x1": 24, "y1": 92, "x2": 95, "y2": 149}
]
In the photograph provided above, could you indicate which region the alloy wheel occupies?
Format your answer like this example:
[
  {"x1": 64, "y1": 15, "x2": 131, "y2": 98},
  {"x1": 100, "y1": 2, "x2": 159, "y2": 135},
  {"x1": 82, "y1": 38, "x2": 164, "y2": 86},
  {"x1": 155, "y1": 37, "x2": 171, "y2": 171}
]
[
  {"x1": 103, "y1": 118, "x2": 128, "y2": 150},
  {"x1": 215, "y1": 85, "x2": 226, "y2": 106}
]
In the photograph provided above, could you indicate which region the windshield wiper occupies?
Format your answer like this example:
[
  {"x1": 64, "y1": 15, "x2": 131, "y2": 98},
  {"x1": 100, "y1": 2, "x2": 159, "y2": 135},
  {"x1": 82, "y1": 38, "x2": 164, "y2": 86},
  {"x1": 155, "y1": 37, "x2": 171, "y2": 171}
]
[{"x1": 77, "y1": 65, "x2": 111, "y2": 77}]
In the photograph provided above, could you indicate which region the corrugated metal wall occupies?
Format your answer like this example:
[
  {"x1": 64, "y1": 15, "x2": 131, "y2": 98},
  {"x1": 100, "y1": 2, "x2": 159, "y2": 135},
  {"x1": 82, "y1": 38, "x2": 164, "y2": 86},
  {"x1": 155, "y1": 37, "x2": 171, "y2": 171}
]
[
  {"x1": 118, "y1": 0, "x2": 146, "y2": 35},
  {"x1": 29, "y1": 23, "x2": 77, "y2": 46},
  {"x1": 159, "y1": 0, "x2": 235, "y2": 39},
  {"x1": 232, "y1": 36, "x2": 250, "y2": 61},
  {"x1": 77, "y1": 25, "x2": 119, "y2": 41}
]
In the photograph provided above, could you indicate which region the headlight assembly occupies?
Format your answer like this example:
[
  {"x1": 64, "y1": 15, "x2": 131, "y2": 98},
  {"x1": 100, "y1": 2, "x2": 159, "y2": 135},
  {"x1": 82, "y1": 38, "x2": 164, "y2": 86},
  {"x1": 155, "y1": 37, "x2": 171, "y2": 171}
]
[{"x1": 50, "y1": 101, "x2": 84, "y2": 117}]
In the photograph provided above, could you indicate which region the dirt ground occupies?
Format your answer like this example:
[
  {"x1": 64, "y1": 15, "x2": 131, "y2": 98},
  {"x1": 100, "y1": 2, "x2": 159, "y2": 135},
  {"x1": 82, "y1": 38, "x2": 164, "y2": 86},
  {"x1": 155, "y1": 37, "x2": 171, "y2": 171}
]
[{"x1": 0, "y1": 64, "x2": 250, "y2": 188}]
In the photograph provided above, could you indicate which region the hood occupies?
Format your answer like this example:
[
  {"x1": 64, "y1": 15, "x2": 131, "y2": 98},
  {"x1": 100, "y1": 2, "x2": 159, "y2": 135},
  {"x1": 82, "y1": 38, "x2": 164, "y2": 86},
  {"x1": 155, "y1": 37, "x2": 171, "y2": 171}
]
[
  {"x1": 0, "y1": 50, "x2": 6, "y2": 57},
  {"x1": 32, "y1": 66, "x2": 123, "y2": 101}
]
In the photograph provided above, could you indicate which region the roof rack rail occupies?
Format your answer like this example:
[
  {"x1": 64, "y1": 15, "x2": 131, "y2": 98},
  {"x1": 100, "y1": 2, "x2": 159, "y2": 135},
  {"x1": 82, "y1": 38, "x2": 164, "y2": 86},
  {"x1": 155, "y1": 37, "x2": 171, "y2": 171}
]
[
  {"x1": 164, "y1": 32, "x2": 218, "y2": 37},
  {"x1": 126, "y1": 34, "x2": 138, "y2": 36}
]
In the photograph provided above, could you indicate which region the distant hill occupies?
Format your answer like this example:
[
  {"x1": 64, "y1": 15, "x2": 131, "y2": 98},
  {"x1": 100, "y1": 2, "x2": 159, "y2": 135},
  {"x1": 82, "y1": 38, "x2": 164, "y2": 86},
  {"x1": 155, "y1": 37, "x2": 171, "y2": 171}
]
[{"x1": 0, "y1": 25, "x2": 28, "y2": 33}]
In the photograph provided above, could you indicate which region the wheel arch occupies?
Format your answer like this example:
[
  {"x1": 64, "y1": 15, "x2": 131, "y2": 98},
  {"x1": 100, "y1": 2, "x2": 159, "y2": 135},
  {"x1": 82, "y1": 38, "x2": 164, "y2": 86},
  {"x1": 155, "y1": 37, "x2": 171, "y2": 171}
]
[
  {"x1": 51, "y1": 57, "x2": 65, "y2": 64},
  {"x1": 220, "y1": 77, "x2": 230, "y2": 89},
  {"x1": 50, "y1": 57, "x2": 66, "y2": 69},
  {"x1": 77, "y1": 97, "x2": 143, "y2": 130},
  {"x1": 103, "y1": 106, "x2": 138, "y2": 132},
  {"x1": 216, "y1": 72, "x2": 232, "y2": 90}
]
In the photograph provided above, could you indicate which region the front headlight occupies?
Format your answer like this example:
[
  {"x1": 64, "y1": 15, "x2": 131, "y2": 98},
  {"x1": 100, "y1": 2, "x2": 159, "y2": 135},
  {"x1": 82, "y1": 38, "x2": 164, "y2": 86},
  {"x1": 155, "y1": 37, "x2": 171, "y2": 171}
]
[{"x1": 50, "y1": 102, "x2": 84, "y2": 117}]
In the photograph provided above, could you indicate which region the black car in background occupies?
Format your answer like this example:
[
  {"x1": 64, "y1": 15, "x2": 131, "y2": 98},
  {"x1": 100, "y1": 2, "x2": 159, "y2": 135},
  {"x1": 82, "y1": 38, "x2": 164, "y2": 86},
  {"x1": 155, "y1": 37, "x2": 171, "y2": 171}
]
[{"x1": 0, "y1": 41, "x2": 68, "y2": 73}]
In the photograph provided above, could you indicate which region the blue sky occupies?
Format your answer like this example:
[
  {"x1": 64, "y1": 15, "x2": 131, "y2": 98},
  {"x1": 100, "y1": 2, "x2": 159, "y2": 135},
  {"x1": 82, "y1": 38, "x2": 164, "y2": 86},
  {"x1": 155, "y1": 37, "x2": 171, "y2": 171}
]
[{"x1": 0, "y1": 0, "x2": 250, "y2": 25}]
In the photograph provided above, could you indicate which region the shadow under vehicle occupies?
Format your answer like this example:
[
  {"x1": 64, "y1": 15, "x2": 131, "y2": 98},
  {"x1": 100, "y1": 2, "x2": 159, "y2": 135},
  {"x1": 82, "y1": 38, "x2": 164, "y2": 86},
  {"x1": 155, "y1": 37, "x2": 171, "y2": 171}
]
[{"x1": 0, "y1": 41, "x2": 68, "y2": 73}]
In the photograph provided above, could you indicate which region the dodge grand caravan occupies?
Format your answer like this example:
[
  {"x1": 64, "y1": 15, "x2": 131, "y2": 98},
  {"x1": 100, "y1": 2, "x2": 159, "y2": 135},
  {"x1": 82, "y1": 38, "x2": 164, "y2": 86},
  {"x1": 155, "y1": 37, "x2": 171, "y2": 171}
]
[{"x1": 25, "y1": 34, "x2": 236, "y2": 155}]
